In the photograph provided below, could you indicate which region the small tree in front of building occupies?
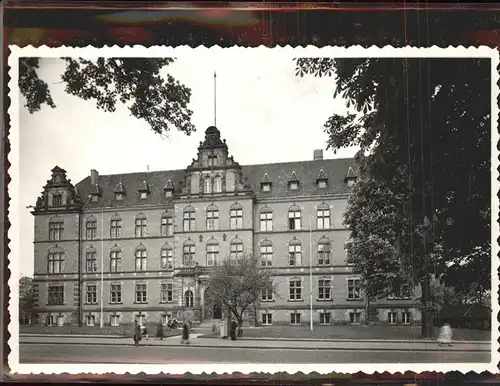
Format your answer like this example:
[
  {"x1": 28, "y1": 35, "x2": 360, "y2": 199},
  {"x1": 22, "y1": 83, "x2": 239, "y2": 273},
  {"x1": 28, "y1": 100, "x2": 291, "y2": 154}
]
[
  {"x1": 206, "y1": 254, "x2": 276, "y2": 333},
  {"x1": 19, "y1": 276, "x2": 34, "y2": 325}
]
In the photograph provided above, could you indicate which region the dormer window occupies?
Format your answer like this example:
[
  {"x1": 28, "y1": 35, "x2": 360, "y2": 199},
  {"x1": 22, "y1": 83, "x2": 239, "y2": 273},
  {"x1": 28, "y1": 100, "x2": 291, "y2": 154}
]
[
  {"x1": 260, "y1": 173, "x2": 272, "y2": 192},
  {"x1": 115, "y1": 193, "x2": 123, "y2": 201},
  {"x1": 113, "y1": 179, "x2": 125, "y2": 201},
  {"x1": 316, "y1": 168, "x2": 328, "y2": 189},
  {"x1": 91, "y1": 195, "x2": 99, "y2": 202},
  {"x1": 288, "y1": 171, "x2": 299, "y2": 191},
  {"x1": 138, "y1": 180, "x2": 150, "y2": 199},
  {"x1": 165, "y1": 190, "x2": 172, "y2": 198},
  {"x1": 163, "y1": 179, "x2": 174, "y2": 198},
  {"x1": 208, "y1": 155, "x2": 218, "y2": 167},
  {"x1": 345, "y1": 167, "x2": 358, "y2": 187}
]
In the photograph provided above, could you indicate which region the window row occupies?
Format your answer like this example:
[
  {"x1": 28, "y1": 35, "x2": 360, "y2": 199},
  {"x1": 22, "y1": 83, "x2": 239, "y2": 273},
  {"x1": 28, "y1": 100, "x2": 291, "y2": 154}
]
[
  {"x1": 47, "y1": 203, "x2": 335, "y2": 241},
  {"x1": 260, "y1": 278, "x2": 361, "y2": 302}
]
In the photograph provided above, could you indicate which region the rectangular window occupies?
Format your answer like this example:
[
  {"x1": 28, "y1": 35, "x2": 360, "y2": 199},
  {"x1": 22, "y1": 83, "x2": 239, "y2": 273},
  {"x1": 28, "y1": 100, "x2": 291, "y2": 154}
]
[
  {"x1": 86, "y1": 314, "x2": 95, "y2": 326},
  {"x1": 207, "y1": 244, "x2": 219, "y2": 266},
  {"x1": 161, "y1": 314, "x2": 168, "y2": 326},
  {"x1": 318, "y1": 279, "x2": 331, "y2": 300},
  {"x1": 161, "y1": 216, "x2": 173, "y2": 236},
  {"x1": 261, "y1": 281, "x2": 274, "y2": 301},
  {"x1": 230, "y1": 242, "x2": 244, "y2": 260},
  {"x1": 261, "y1": 183, "x2": 271, "y2": 192},
  {"x1": 183, "y1": 244, "x2": 195, "y2": 266},
  {"x1": 318, "y1": 180, "x2": 327, "y2": 189},
  {"x1": 206, "y1": 209, "x2": 219, "y2": 230},
  {"x1": 230, "y1": 208, "x2": 243, "y2": 229},
  {"x1": 260, "y1": 245, "x2": 273, "y2": 267},
  {"x1": 48, "y1": 285, "x2": 64, "y2": 305},
  {"x1": 261, "y1": 313, "x2": 272, "y2": 325},
  {"x1": 48, "y1": 252, "x2": 64, "y2": 274},
  {"x1": 110, "y1": 251, "x2": 122, "y2": 272},
  {"x1": 46, "y1": 314, "x2": 56, "y2": 326},
  {"x1": 320, "y1": 312, "x2": 331, "y2": 325},
  {"x1": 289, "y1": 279, "x2": 302, "y2": 301},
  {"x1": 213, "y1": 177, "x2": 222, "y2": 193},
  {"x1": 48, "y1": 222, "x2": 64, "y2": 241},
  {"x1": 86, "y1": 220, "x2": 97, "y2": 239},
  {"x1": 135, "y1": 313, "x2": 146, "y2": 326},
  {"x1": 260, "y1": 211, "x2": 273, "y2": 232},
  {"x1": 318, "y1": 243, "x2": 331, "y2": 266},
  {"x1": 135, "y1": 284, "x2": 147, "y2": 304},
  {"x1": 349, "y1": 311, "x2": 361, "y2": 324},
  {"x1": 289, "y1": 244, "x2": 302, "y2": 266},
  {"x1": 110, "y1": 284, "x2": 122, "y2": 304},
  {"x1": 317, "y1": 208, "x2": 330, "y2": 229},
  {"x1": 110, "y1": 314, "x2": 120, "y2": 327},
  {"x1": 288, "y1": 210, "x2": 301, "y2": 230},
  {"x1": 161, "y1": 249, "x2": 173, "y2": 270},
  {"x1": 86, "y1": 284, "x2": 97, "y2": 304},
  {"x1": 289, "y1": 181, "x2": 299, "y2": 190},
  {"x1": 290, "y1": 312, "x2": 301, "y2": 325},
  {"x1": 160, "y1": 283, "x2": 173, "y2": 303},
  {"x1": 135, "y1": 218, "x2": 147, "y2": 238},
  {"x1": 183, "y1": 210, "x2": 195, "y2": 232},
  {"x1": 388, "y1": 311, "x2": 398, "y2": 324},
  {"x1": 52, "y1": 194, "x2": 62, "y2": 207},
  {"x1": 401, "y1": 311, "x2": 411, "y2": 324},
  {"x1": 110, "y1": 219, "x2": 122, "y2": 239},
  {"x1": 204, "y1": 178, "x2": 212, "y2": 194},
  {"x1": 85, "y1": 251, "x2": 97, "y2": 273},
  {"x1": 348, "y1": 279, "x2": 361, "y2": 300},
  {"x1": 56, "y1": 315, "x2": 64, "y2": 326},
  {"x1": 135, "y1": 249, "x2": 147, "y2": 272}
]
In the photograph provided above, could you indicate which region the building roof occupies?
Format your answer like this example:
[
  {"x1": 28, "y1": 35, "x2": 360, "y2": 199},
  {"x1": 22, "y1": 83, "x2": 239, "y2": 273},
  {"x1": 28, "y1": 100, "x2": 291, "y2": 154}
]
[{"x1": 75, "y1": 157, "x2": 357, "y2": 209}]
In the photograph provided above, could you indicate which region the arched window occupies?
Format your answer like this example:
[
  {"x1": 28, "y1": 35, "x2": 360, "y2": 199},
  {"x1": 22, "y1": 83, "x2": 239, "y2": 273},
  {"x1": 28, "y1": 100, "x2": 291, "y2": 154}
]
[
  {"x1": 161, "y1": 212, "x2": 173, "y2": 237},
  {"x1": 288, "y1": 205, "x2": 302, "y2": 230},
  {"x1": 288, "y1": 238, "x2": 302, "y2": 266},
  {"x1": 213, "y1": 176, "x2": 222, "y2": 193},
  {"x1": 206, "y1": 204, "x2": 219, "y2": 231},
  {"x1": 183, "y1": 206, "x2": 195, "y2": 232},
  {"x1": 183, "y1": 240, "x2": 195, "y2": 266},
  {"x1": 85, "y1": 216, "x2": 97, "y2": 240},
  {"x1": 259, "y1": 207, "x2": 273, "y2": 232},
  {"x1": 230, "y1": 202, "x2": 243, "y2": 230},
  {"x1": 230, "y1": 238, "x2": 244, "y2": 260},
  {"x1": 135, "y1": 213, "x2": 147, "y2": 238},
  {"x1": 110, "y1": 214, "x2": 122, "y2": 239},
  {"x1": 85, "y1": 246, "x2": 98, "y2": 273},
  {"x1": 160, "y1": 244, "x2": 173, "y2": 270},
  {"x1": 260, "y1": 239, "x2": 273, "y2": 267},
  {"x1": 47, "y1": 246, "x2": 64, "y2": 274},
  {"x1": 135, "y1": 245, "x2": 147, "y2": 272},
  {"x1": 109, "y1": 246, "x2": 122, "y2": 272},
  {"x1": 317, "y1": 237, "x2": 331, "y2": 266},
  {"x1": 317, "y1": 204, "x2": 331, "y2": 230},
  {"x1": 48, "y1": 216, "x2": 64, "y2": 241},
  {"x1": 206, "y1": 239, "x2": 220, "y2": 266},
  {"x1": 185, "y1": 290, "x2": 194, "y2": 308}
]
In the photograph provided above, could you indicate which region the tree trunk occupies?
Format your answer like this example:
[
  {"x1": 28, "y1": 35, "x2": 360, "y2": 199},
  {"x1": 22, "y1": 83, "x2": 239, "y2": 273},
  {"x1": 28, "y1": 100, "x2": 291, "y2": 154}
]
[
  {"x1": 364, "y1": 297, "x2": 371, "y2": 325},
  {"x1": 420, "y1": 277, "x2": 434, "y2": 338}
]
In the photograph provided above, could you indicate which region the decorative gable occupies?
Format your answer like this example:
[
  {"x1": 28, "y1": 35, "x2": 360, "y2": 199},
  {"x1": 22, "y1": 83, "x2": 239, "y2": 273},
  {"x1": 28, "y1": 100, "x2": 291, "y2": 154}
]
[
  {"x1": 288, "y1": 171, "x2": 300, "y2": 190},
  {"x1": 260, "y1": 173, "x2": 272, "y2": 192},
  {"x1": 33, "y1": 166, "x2": 81, "y2": 212},
  {"x1": 345, "y1": 167, "x2": 358, "y2": 187},
  {"x1": 163, "y1": 179, "x2": 174, "y2": 197},
  {"x1": 138, "y1": 180, "x2": 150, "y2": 199},
  {"x1": 113, "y1": 178, "x2": 125, "y2": 200}
]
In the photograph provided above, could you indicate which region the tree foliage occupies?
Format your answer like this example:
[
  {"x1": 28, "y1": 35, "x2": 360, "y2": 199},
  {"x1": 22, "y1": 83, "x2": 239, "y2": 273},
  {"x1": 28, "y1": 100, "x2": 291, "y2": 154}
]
[
  {"x1": 205, "y1": 254, "x2": 276, "y2": 327},
  {"x1": 19, "y1": 57, "x2": 195, "y2": 135},
  {"x1": 19, "y1": 276, "x2": 34, "y2": 324},
  {"x1": 296, "y1": 57, "x2": 491, "y2": 335}
]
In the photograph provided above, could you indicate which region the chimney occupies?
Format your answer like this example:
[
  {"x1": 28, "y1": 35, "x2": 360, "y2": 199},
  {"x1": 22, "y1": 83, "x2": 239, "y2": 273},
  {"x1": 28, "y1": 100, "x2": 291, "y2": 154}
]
[
  {"x1": 90, "y1": 169, "x2": 99, "y2": 185},
  {"x1": 313, "y1": 149, "x2": 323, "y2": 161}
]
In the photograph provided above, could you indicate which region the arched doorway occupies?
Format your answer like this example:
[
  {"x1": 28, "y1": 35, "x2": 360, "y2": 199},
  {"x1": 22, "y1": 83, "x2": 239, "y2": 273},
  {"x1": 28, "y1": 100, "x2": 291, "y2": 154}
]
[{"x1": 204, "y1": 286, "x2": 223, "y2": 320}]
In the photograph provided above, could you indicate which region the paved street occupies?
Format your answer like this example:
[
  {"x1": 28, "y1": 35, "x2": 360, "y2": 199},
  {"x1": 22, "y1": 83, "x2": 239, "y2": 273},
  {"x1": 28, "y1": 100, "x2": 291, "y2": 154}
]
[{"x1": 19, "y1": 334, "x2": 490, "y2": 364}]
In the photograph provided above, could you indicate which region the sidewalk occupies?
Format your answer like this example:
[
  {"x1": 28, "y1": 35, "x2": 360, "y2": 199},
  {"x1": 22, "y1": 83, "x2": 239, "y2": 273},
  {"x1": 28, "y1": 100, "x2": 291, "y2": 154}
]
[{"x1": 19, "y1": 334, "x2": 490, "y2": 352}]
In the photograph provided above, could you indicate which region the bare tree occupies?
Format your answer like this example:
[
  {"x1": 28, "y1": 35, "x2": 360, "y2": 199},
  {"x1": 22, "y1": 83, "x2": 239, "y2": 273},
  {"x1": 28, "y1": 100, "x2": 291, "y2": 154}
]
[{"x1": 205, "y1": 254, "x2": 277, "y2": 332}]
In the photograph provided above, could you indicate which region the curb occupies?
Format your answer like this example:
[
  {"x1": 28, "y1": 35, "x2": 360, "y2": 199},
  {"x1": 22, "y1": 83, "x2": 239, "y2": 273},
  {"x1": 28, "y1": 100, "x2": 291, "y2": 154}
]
[{"x1": 19, "y1": 341, "x2": 489, "y2": 353}]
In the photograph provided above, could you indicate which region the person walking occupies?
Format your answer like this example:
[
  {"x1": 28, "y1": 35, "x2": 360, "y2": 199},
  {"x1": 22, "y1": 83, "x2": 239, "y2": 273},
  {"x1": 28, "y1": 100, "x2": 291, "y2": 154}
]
[
  {"x1": 181, "y1": 319, "x2": 190, "y2": 345},
  {"x1": 230, "y1": 319, "x2": 237, "y2": 341},
  {"x1": 133, "y1": 321, "x2": 142, "y2": 346},
  {"x1": 437, "y1": 322, "x2": 453, "y2": 347},
  {"x1": 157, "y1": 319, "x2": 165, "y2": 340}
]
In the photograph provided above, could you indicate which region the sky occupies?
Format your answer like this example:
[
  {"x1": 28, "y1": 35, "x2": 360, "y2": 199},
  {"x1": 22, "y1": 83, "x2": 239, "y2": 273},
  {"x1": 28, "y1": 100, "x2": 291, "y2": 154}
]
[{"x1": 16, "y1": 51, "x2": 357, "y2": 278}]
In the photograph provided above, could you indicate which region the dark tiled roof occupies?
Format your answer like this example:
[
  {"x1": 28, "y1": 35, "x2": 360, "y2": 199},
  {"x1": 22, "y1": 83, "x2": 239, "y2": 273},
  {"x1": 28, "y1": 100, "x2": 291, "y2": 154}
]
[{"x1": 75, "y1": 158, "x2": 357, "y2": 209}]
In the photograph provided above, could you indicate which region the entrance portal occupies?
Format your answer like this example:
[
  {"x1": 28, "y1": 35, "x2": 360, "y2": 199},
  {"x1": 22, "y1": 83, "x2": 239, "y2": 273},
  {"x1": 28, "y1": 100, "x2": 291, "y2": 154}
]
[{"x1": 213, "y1": 304, "x2": 222, "y2": 319}]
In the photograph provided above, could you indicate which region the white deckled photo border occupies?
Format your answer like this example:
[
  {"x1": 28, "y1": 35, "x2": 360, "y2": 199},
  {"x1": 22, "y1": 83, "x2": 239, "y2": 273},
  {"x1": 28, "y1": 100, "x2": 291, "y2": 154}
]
[{"x1": 6, "y1": 45, "x2": 500, "y2": 375}]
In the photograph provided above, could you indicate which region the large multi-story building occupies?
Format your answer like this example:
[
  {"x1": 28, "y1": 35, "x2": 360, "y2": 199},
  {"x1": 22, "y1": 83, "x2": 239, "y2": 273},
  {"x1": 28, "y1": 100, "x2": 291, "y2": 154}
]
[{"x1": 30, "y1": 126, "x2": 419, "y2": 329}]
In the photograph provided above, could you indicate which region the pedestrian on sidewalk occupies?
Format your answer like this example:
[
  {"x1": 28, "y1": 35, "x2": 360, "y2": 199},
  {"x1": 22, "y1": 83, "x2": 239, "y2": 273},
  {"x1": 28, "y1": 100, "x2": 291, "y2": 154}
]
[
  {"x1": 437, "y1": 322, "x2": 453, "y2": 347},
  {"x1": 181, "y1": 319, "x2": 190, "y2": 345},
  {"x1": 157, "y1": 320, "x2": 164, "y2": 340},
  {"x1": 133, "y1": 321, "x2": 142, "y2": 346},
  {"x1": 230, "y1": 319, "x2": 237, "y2": 341}
]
